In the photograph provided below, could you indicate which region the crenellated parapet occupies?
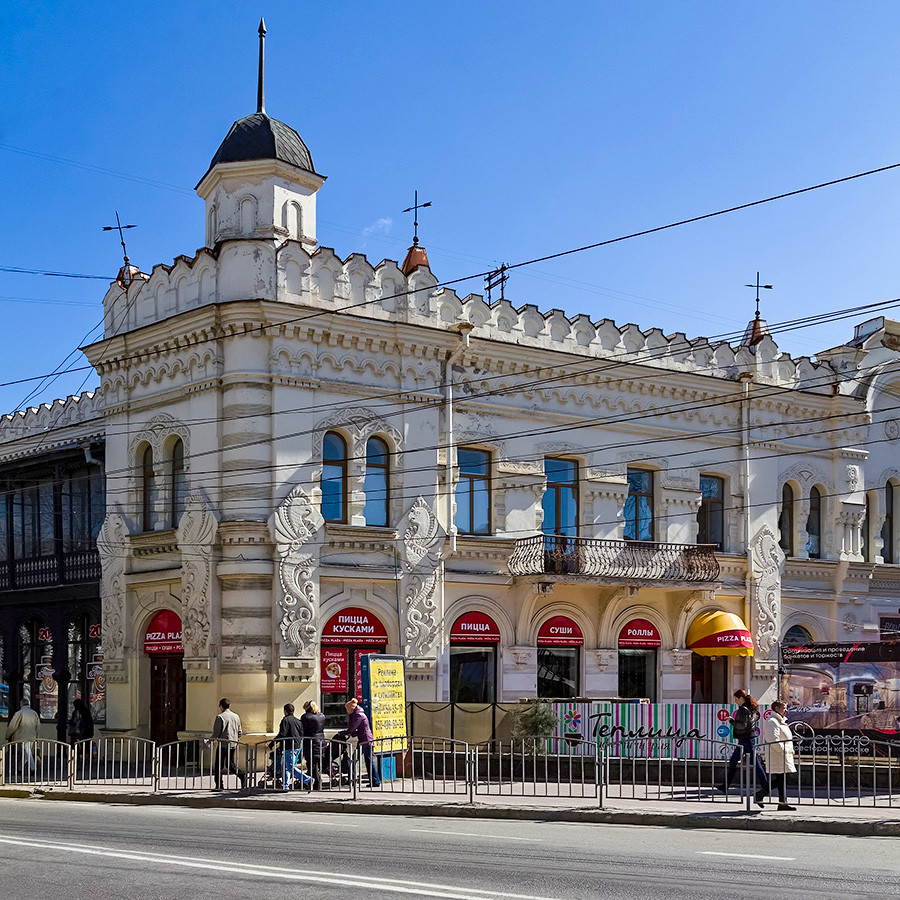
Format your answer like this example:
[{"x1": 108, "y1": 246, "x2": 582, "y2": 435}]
[
  {"x1": 0, "y1": 391, "x2": 103, "y2": 458},
  {"x1": 99, "y1": 237, "x2": 839, "y2": 391}
]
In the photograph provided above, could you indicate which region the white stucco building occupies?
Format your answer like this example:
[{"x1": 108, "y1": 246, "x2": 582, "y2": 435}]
[{"x1": 4, "y1": 36, "x2": 900, "y2": 744}]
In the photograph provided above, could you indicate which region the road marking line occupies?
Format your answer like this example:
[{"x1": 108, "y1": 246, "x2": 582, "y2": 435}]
[
  {"x1": 411, "y1": 829, "x2": 541, "y2": 842},
  {"x1": 698, "y1": 851, "x2": 796, "y2": 861},
  {"x1": 0, "y1": 835, "x2": 560, "y2": 900}
]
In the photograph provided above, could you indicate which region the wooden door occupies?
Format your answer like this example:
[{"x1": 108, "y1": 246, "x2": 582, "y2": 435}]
[{"x1": 150, "y1": 654, "x2": 186, "y2": 745}]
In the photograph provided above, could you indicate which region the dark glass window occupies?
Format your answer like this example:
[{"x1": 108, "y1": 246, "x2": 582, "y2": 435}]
[
  {"x1": 170, "y1": 439, "x2": 187, "y2": 528},
  {"x1": 12, "y1": 482, "x2": 54, "y2": 558},
  {"x1": 783, "y1": 624, "x2": 813, "y2": 647},
  {"x1": 623, "y1": 469, "x2": 653, "y2": 541},
  {"x1": 882, "y1": 483, "x2": 894, "y2": 564},
  {"x1": 141, "y1": 446, "x2": 155, "y2": 532},
  {"x1": 537, "y1": 647, "x2": 579, "y2": 698},
  {"x1": 807, "y1": 486, "x2": 822, "y2": 559},
  {"x1": 690, "y1": 654, "x2": 727, "y2": 704},
  {"x1": 68, "y1": 616, "x2": 105, "y2": 725},
  {"x1": 618, "y1": 649, "x2": 657, "y2": 702},
  {"x1": 863, "y1": 493, "x2": 872, "y2": 561},
  {"x1": 779, "y1": 483, "x2": 794, "y2": 556},
  {"x1": 449, "y1": 646, "x2": 496, "y2": 702},
  {"x1": 455, "y1": 448, "x2": 490, "y2": 535},
  {"x1": 697, "y1": 475, "x2": 724, "y2": 550},
  {"x1": 322, "y1": 432, "x2": 347, "y2": 523},
  {"x1": 63, "y1": 467, "x2": 105, "y2": 552},
  {"x1": 19, "y1": 619, "x2": 58, "y2": 722},
  {"x1": 542, "y1": 458, "x2": 578, "y2": 537},
  {"x1": 0, "y1": 491, "x2": 7, "y2": 564},
  {"x1": 0, "y1": 639, "x2": 7, "y2": 718},
  {"x1": 364, "y1": 437, "x2": 389, "y2": 527}
]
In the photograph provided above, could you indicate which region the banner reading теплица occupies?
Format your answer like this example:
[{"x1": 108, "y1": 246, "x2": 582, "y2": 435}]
[{"x1": 361, "y1": 654, "x2": 408, "y2": 751}]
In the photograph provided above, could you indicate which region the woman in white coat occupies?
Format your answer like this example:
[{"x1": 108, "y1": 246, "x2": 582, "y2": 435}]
[{"x1": 763, "y1": 700, "x2": 797, "y2": 811}]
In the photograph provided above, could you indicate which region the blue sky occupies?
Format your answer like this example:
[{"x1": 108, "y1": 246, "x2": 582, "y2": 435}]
[{"x1": 3, "y1": 2, "x2": 900, "y2": 412}]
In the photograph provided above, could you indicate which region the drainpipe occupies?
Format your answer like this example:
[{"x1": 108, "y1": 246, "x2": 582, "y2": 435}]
[
  {"x1": 79, "y1": 440, "x2": 102, "y2": 466},
  {"x1": 739, "y1": 371, "x2": 754, "y2": 689},
  {"x1": 443, "y1": 323, "x2": 473, "y2": 556}
]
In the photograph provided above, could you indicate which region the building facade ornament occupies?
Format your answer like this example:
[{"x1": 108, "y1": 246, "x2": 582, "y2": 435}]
[
  {"x1": 749, "y1": 524, "x2": 784, "y2": 659},
  {"x1": 401, "y1": 496, "x2": 444, "y2": 657},
  {"x1": 96, "y1": 512, "x2": 128, "y2": 683},
  {"x1": 177, "y1": 493, "x2": 218, "y2": 675},
  {"x1": 270, "y1": 485, "x2": 323, "y2": 660}
]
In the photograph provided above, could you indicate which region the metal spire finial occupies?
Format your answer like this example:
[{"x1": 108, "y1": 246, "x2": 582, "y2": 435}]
[
  {"x1": 257, "y1": 18, "x2": 266, "y2": 114},
  {"x1": 102, "y1": 211, "x2": 136, "y2": 269},
  {"x1": 402, "y1": 190, "x2": 432, "y2": 246},
  {"x1": 744, "y1": 271, "x2": 773, "y2": 318}
]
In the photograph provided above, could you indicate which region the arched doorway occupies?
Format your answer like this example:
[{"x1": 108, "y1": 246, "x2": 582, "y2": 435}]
[
  {"x1": 320, "y1": 607, "x2": 388, "y2": 727},
  {"x1": 143, "y1": 610, "x2": 186, "y2": 745},
  {"x1": 449, "y1": 611, "x2": 500, "y2": 703}
]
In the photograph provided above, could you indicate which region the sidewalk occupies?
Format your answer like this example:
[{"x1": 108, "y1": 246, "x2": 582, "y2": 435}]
[{"x1": 2, "y1": 784, "x2": 898, "y2": 837}]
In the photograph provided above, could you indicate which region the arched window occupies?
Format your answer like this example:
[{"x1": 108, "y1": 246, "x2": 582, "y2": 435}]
[
  {"x1": 322, "y1": 432, "x2": 347, "y2": 523},
  {"x1": 807, "y1": 486, "x2": 822, "y2": 559},
  {"x1": 170, "y1": 438, "x2": 187, "y2": 527},
  {"x1": 364, "y1": 437, "x2": 389, "y2": 527},
  {"x1": 863, "y1": 493, "x2": 873, "y2": 561},
  {"x1": 240, "y1": 197, "x2": 256, "y2": 235},
  {"x1": 882, "y1": 483, "x2": 894, "y2": 564},
  {"x1": 140, "y1": 446, "x2": 155, "y2": 532},
  {"x1": 783, "y1": 624, "x2": 813, "y2": 647},
  {"x1": 207, "y1": 204, "x2": 217, "y2": 244},
  {"x1": 779, "y1": 484, "x2": 794, "y2": 556}
]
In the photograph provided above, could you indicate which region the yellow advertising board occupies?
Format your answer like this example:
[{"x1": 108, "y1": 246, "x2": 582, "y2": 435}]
[{"x1": 362, "y1": 655, "x2": 408, "y2": 750}]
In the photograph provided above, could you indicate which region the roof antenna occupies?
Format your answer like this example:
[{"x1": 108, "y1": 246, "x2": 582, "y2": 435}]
[
  {"x1": 257, "y1": 18, "x2": 266, "y2": 114},
  {"x1": 402, "y1": 190, "x2": 432, "y2": 246}
]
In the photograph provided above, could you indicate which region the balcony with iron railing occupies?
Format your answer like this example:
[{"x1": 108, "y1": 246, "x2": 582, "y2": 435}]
[
  {"x1": 508, "y1": 535, "x2": 720, "y2": 585},
  {"x1": 0, "y1": 549, "x2": 101, "y2": 592}
]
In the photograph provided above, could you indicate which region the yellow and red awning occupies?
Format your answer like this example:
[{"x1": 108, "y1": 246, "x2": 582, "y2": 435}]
[{"x1": 687, "y1": 611, "x2": 754, "y2": 657}]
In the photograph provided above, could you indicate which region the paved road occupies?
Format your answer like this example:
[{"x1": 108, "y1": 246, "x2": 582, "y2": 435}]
[{"x1": 1, "y1": 799, "x2": 897, "y2": 899}]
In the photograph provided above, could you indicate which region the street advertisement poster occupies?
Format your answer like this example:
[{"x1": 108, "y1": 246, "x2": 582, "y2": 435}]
[
  {"x1": 551, "y1": 702, "x2": 740, "y2": 758},
  {"x1": 783, "y1": 640, "x2": 900, "y2": 741},
  {"x1": 361, "y1": 655, "x2": 408, "y2": 751},
  {"x1": 320, "y1": 647, "x2": 348, "y2": 694}
]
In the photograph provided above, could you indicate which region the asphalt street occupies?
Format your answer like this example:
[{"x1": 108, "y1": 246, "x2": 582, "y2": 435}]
[{"x1": 0, "y1": 798, "x2": 897, "y2": 899}]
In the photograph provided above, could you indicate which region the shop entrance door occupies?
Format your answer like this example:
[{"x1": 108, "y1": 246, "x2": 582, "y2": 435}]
[{"x1": 150, "y1": 655, "x2": 186, "y2": 745}]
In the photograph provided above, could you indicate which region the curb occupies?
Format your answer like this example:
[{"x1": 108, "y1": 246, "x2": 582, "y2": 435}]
[{"x1": 3, "y1": 789, "x2": 898, "y2": 837}]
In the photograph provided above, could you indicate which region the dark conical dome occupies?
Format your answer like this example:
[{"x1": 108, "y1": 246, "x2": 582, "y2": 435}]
[{"x1": 207, "y1": 112, "x2": 316, "y2": 174}]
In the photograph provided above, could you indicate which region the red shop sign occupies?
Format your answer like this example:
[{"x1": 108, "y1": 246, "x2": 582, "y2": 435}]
[
  {"x1": 321, "y1": 647, "x2": 348, "y2": 693},
  {"x1": 321, "y1": 607, "x2": 389, "y2": 646},
  {"x1": 537, "y1": 616, "x2": 584, "y2": 646},
  {"x1": 143, "y1": 610, "x2": 184, "y2": 655},
  {"x1": 618, "y1": 618, "x2": 662, "y2": 648},
  {"x1": 450, "y1": 611, "x2": 501, "y2": 644}
]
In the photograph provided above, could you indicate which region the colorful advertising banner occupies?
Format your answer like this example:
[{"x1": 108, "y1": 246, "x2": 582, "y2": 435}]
[
  {"x1": 361, "y1": 655, "x2": 408, "y2": 750},
  {"x1": 783, "y1": 640, "x2": 900, "y2": 739},
  {"x1": 551, "y1": 701, "x2": 741, "y2": 758}
]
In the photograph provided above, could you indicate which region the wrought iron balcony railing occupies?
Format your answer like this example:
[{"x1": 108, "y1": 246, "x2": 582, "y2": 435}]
[
  {"x1": 508, "y1": 535, "x2": 720, "y2": 583},
  {"x1": 0, "y1": 549, "x2": 101, "y2": 592}
]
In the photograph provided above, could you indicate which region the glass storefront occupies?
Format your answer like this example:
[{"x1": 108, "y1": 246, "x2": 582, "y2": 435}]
[
  {"x1": 536, "y1": 615, "x2": 583, "y2": 698},
  {"x1": 449, "y1": 612, "x2": 500, "y2": 703}
]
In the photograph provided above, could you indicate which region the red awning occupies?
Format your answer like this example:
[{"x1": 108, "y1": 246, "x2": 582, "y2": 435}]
[
  {"x1": 537, "y1": 616, "x2": 584, "y2": 646},
  {"x1": 618, "y1": 618, "x2": 662, "y2": 648},
  {"x1": 450, "y1": 611, "x2": 501, "y2": 643},
  {"x1": 321, "y1": 607, "x2": 388, "y2": 646},
  {"x1": 143, "y1": 610, "x2": 184, "y2": 655}
]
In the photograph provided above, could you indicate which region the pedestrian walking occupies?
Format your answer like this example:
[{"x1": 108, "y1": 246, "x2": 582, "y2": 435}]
[
  {"x1": 718, "y1": 689, "x2": 769, "y2": 806},
  {"x1": 67, "y1": 698, "x2": 94, "y2": 747},
  {"x1": 301, "y1": 700, "x2": 327, "y2": 790},
  {"x1": 343, "y1": 698, "x2": 380, "y2": 787},
  {"x1": 763, "y1": 700, "x2": 797, "y2": 811},
  {"x1": 5, "y1": 699, "x2": 40, "y2": 774},
  {"x1": 273, "y1": 703, "x2": 309, "y2": 789},
  {"x1": 209, "y1": 698, "x2": 246, "y2": 790}
]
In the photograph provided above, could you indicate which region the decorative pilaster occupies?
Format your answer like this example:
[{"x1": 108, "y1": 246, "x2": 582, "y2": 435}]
[
  {"x1": 97, "y1": 512, "x2": 128, "y2": 684},
  {"x1": 749, "y1": 524, "x2": 784, "y2": 676},
  {"x1": 400, "y1": 496, "x2": 445, "y2": 661}
]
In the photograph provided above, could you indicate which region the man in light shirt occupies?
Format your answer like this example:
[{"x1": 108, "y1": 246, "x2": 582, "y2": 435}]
[{"x1": 6, "y1": 699, "x2": 40, "y2": 774}]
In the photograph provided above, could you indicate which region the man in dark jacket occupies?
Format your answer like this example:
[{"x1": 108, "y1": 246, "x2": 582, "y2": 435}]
[
  {"x1": 300, "y1": 700, "x2": 327, "y2": 790},
  {"x1": 344, "y1": 698, "x2": 380, "y2": 787},
  {"x1": 274, "y1": 703, "x2": 309, "y2": 789}
]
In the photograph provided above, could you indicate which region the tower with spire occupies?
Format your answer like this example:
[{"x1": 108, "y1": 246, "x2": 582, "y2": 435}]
[{"x1": 195, "y1": 20, "x2": 326, "y2": 248}]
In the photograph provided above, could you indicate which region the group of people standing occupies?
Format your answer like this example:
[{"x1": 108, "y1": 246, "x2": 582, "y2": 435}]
[
  {"x1": 208, "y1": 696, "x2": 381, "y2": 792},
  {"x1": 719, "y1": 688, "x2": 797, "y2": 810}
]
